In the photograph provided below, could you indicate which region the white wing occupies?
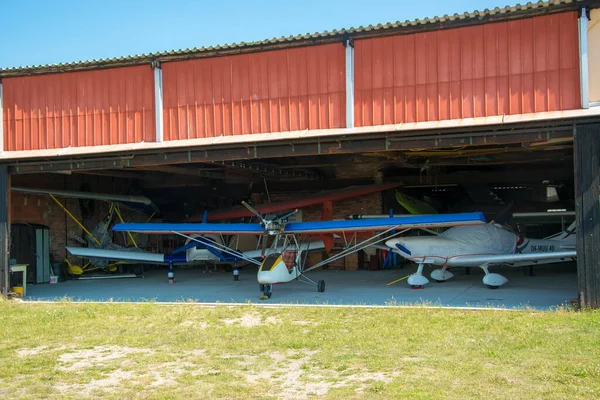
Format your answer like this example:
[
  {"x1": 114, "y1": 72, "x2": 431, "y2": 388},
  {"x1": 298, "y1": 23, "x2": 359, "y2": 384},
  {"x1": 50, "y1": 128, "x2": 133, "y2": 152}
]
[{"x1": 445, "y1": 250, "x2": 576, "y2": 267}]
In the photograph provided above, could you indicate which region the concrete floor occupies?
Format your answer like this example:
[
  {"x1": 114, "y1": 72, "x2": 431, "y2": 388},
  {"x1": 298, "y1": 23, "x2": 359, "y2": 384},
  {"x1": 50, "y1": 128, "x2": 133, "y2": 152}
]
[{"x1": 22, "y1": 262, "x2": 578, "y2": 310}]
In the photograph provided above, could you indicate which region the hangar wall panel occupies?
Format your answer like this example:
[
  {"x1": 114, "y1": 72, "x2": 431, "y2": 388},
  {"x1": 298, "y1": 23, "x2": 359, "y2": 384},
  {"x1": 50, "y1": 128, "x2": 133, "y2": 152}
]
[
  {"x1": 589, "y1": 9, "x2": 600, "y2": 104},
  {"x1": 354, "y1": 12, "x2": 580, "y2": 126},
  {"x1": 2, "y1": 66, "x2": 155, "y2": 151},
  {"x1": 162, "y1": 44, "x2": 346, "y2": 140}
]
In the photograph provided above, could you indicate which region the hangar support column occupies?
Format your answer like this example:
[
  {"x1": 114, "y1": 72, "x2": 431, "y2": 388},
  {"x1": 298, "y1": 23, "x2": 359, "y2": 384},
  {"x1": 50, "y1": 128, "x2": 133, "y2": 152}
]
[
  {"x1": 153, "y1": 60, "x2": 164, "y2": 143},
  {"x1": 574, "y1": 124, "x2": 600, "y2": 308},
  {"x1": 0, "y1": 166, "x2": 10, "y2": 296}
]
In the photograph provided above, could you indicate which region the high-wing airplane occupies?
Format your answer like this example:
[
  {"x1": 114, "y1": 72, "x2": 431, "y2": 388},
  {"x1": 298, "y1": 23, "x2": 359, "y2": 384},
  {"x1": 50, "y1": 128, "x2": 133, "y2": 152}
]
[
  {"x1": 68, "y1": 231, "x2": 326, "y2": 283},
  {"x1": 111, "y1": 202, "x2": 487, "y2": 298},
  {"x1": 385, "y1": 221, "x2": 577, "y2": 289}
]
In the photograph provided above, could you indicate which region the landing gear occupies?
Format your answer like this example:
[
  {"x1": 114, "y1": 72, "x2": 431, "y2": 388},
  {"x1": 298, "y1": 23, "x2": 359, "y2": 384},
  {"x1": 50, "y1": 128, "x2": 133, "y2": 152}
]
[
  {"x1": 167, "y1": 263, "x2": 175, "y2": 284},
  {"x1": 317, "y1": 280, "x2": 326, "y2": 292},
  {"x1": 430, "y1": 267, "x2": 454, "y2": 283},
  {"x1": 233, "y1": 262, "x2": 240, "y2": 281},
  {"x1": 481, "y1": 265, "x2": 508, "y2": 288},
  {"x1": 407, "y1": 263, "x2": 429, "y2": 289},
  {"x1": 262, "y1": 284, "x2": 272, "y2": 299}
]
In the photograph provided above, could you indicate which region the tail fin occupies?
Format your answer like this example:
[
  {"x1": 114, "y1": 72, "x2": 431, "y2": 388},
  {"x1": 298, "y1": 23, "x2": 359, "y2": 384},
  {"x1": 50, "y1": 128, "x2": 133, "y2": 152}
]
[
  {"x1": 492, "y1": 201, "x2": 514, "y2": 225},
  {"x1": 545, "y1": 221, "x2": 576, "y2": 241}
]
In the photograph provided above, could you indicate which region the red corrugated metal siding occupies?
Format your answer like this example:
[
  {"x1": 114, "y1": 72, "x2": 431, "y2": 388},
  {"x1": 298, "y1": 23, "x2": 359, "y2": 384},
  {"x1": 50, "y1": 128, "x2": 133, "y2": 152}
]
[
  {"x1": 354, "y1": 12, "x2": 580, "y2": 127},
  {"x1": 162, "y1": 44, "x2": 346, "y2": 140},
  {"x1": 2, "y1": 66, "x2": 155, "y2": 151}
]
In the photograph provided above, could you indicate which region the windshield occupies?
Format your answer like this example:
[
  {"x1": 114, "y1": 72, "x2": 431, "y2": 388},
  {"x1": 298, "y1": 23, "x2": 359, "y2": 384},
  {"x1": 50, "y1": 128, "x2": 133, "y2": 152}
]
[{"x1": 259, "y1": 253, "x2": 281, "y2": 272}]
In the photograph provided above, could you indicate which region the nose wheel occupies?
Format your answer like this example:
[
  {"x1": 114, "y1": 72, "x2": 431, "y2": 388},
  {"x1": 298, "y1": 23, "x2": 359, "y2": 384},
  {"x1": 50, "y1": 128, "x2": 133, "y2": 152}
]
[{"x1": 260, "y1": 284, "x2": 272, "y2": 299}]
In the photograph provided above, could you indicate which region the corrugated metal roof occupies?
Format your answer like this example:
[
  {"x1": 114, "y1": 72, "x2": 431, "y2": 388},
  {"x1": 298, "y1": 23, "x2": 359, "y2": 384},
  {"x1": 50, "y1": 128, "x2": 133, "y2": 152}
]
[{"x1": 0, "y1": 0, "x2": 594, "y2": 77}]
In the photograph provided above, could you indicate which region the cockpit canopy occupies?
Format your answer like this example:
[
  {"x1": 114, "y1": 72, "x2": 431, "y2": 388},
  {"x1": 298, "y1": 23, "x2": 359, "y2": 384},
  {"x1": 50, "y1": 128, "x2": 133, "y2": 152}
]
[{"x1": 259, "y1": 250, "x2": 298, "y2": 272}]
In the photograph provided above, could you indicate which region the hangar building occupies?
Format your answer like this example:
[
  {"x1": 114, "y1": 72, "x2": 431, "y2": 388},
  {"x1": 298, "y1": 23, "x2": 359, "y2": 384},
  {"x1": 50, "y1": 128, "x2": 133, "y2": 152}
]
[{"x1": 1, "y1": 0, "x2": 599, "y2": 307}]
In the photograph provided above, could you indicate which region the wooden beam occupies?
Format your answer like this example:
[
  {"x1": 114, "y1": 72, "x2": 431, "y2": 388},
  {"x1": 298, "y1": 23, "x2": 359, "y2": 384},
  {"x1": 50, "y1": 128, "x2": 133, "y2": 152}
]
[
  {"x1": 0, "y1": 166, "x2": 9, "y2": 296},
  {"x1": 574, "y1": 124, "x2": 600, "y2": 308},
  {"x1": 8, "y1": 122, "x2": 577, "y2": 174},
  {"x1": 133, "y1": 165, "x2": 225, "y2": 179}
]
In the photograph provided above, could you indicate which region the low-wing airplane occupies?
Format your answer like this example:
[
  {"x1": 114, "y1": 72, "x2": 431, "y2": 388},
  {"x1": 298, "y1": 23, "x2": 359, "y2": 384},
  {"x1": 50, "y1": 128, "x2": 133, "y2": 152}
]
[
  {"x1": 385, "y1": 221, "x2": 577, "y2": 289},
  {"x1": 111, "y1": 202, "x2": 487, "y2": 298}
]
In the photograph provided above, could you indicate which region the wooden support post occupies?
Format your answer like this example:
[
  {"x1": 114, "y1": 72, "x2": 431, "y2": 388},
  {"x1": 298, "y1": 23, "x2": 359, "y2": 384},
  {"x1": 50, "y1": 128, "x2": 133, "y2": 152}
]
[
  {"x1": 0, "y1": 166, "x2": 10, "y2": 296},
  {"x1": 574, "y1": 124, "x2": 600, "y2": 308}
]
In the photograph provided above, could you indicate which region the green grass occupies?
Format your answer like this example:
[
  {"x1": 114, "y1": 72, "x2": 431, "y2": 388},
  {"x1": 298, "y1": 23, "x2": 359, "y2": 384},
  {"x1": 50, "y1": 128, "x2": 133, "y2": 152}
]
[{"x1": 1, "y1": 299, "x2": 599, "y2": 399}]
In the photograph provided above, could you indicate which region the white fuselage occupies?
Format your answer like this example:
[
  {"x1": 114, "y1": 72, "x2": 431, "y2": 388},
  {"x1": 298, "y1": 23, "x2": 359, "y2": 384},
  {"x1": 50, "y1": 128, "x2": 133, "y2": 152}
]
[{"x1": 386, "y1": 224, "x2": 575, "y2": 267}]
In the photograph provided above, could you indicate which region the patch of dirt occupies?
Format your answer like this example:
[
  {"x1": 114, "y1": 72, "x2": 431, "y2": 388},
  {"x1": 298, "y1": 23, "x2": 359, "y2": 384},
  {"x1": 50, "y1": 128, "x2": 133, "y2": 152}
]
[
  {"x1": 55, "y1": 369, "x2": 138, "y2": 395},
  {"x1": 16, "y1": 346, "x2": 46, "y2": 357},
  {"x1": 222, "y1": 312, "x2": 263, "y2": 327},
  {"x1": 184, "y1": 349, "x2": 208, "y2": 357},
  {"x1": 242, "y1": 349, "x2": 397, "y2": 399},
  {"x1": 291, "y1": 320, "x2": 317, "y2": 326},
  {"x1": 54, "y1": 356, "x2": 208, "y2": 396},
  {"x1": 16, "y1": 345, "x2": 68, "y2": 357},
  {"x1": 58, "y1": 346, "x2": 154, "y2": 372}
]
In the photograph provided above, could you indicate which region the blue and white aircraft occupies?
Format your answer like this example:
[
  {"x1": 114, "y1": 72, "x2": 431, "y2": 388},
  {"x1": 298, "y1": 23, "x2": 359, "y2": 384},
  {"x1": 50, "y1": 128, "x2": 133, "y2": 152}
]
[{"x1": 105, "y1": 202, "x2": 487, "y2": 299}]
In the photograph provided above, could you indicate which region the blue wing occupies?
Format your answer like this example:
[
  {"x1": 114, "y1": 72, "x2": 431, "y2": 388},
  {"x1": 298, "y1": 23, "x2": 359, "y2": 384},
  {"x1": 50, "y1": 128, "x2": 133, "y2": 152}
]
[
  {"x1": 283, "y1": 212, "x2": 486, "y2": 233},
  {"x1": 112, "y1": 222, "x2": 265, "y2": 235},
  {"x1": 113, "y1": 213, "x2": 485, "y2": 235}
]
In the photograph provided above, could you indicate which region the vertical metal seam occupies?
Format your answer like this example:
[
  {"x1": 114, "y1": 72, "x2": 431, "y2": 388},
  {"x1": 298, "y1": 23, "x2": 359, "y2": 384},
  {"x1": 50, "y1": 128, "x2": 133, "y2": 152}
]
[
  {"x1": 345, "y1": 39, "x2": 355, "y2": 128},
  {"x1": 154, "y1": 64, "x2": 164, "y2": 142},
  {"x1": 579, "y1": 8, "x2": 590, "y2": 109},
  {"x1": 533, "y1": 18, "x2": 537, "y2": 113}
]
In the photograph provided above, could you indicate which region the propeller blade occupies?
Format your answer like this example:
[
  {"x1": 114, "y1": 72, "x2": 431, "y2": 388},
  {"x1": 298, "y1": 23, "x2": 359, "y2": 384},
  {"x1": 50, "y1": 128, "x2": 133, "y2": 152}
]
[
  {"x1": 241, "y1": 201, "x2": 265, "y2": 223},
  {"x1": 273, "y1": 208, "x2": 299, "y2": 223}
]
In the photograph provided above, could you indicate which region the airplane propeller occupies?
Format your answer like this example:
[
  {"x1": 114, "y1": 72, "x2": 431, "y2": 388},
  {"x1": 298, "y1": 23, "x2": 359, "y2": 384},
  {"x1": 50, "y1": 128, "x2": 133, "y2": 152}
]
[{"x1": 241, "y1": 201, "x2": 299, "y2": 257}]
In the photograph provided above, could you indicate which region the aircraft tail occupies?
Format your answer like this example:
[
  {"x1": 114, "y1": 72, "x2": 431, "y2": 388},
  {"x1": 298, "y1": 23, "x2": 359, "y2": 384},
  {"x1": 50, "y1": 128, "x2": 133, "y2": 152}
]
[{"x1": 545, "y1": 221, "x2": 577, "y2": 241}]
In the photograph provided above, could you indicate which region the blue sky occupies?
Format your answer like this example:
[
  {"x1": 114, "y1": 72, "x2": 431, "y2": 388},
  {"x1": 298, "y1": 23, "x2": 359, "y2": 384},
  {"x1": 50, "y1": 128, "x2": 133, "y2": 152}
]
[{"x1": 1, "y1": 0, "x2": 515, "y2": 69}]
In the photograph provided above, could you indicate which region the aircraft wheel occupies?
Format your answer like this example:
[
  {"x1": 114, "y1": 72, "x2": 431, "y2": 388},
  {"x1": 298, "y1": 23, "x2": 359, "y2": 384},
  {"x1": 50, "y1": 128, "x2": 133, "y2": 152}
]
[
  {"x1": 259, "y1": 284, "x2": 265, "y2": 291},
  {"x1": 317, "y1": 280, "x2": 326, "y2": 293},
  {"x1": 263, "y1": 284, "x2": 272, "y2": 299}
]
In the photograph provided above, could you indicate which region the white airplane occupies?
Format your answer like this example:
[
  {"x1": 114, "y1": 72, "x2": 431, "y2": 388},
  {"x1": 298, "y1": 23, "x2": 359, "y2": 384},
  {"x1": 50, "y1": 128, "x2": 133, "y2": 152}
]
[{"x1": 385, "y1": 221, "x2": 577, "y2": 289}]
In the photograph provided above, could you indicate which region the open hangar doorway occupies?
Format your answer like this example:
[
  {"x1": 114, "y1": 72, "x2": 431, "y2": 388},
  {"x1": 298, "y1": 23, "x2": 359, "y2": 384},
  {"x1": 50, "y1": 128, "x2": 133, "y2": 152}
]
[{"x1": 5, "y1": 124, "x2": 579, "y2": 307}]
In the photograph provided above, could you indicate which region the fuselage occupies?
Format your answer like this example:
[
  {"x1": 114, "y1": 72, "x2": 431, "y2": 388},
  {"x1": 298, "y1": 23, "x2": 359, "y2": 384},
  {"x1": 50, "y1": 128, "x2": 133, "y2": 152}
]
[
  {"x1": 386, "y1": 223, "x2": 575, "y2": 266},
  {"x1": 257, "y1": 251, "x2": 302, "y2": 284}
]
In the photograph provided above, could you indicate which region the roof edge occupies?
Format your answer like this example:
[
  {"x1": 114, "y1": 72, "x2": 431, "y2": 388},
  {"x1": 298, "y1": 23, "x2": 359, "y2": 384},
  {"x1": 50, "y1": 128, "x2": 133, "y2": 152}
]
[{"x1": 0, "y1": 0, "x2": 595, "y2": 78}]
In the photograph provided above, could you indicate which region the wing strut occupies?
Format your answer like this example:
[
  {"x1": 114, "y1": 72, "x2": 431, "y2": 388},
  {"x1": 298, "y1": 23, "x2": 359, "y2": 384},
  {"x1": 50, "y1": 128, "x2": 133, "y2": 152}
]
[
  {"x1": 303, "y1": 226, "x2": 411, "y2": 274},
  {"x1": 171, "y1": 232, "x2": 262, "y2": 266}
]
